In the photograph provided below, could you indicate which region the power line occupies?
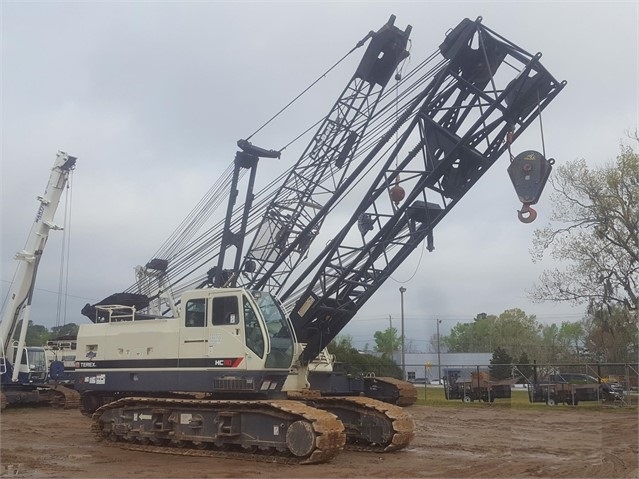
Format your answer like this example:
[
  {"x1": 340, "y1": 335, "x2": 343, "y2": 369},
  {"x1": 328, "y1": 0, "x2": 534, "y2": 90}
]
[{"x1": 0, "y1": 279, "x2": 97, "y2": 302}]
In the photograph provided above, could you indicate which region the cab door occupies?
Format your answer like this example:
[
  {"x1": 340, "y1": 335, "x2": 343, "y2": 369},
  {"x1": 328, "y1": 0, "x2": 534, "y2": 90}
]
[
  {"x1": 178, "y1": 297, "x2": 209, "y2": 359},
  {"x1": 241, "y1": 295, "x2": 266, "y2": 370},
  {"x1": 207, "y1": 294, "x2": 247, "y2": 370}
]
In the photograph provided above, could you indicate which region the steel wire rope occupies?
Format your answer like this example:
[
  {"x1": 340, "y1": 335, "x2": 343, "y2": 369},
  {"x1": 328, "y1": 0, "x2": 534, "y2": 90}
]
[
  {"x1": 126, "y1": 165, "x2": 295, "y2": 295},
  {"x1": 271, "y1": 55, "x2": 443, "y2": 224},
  {"x1": 314, "y1": 59, "x2": 451, "y2": 214},
  {"x1": 362, "y1": 53, "x2": 441, "y2": 128},
  {"x1": 344, "y1": 57, "x2": 447, "y2": 162},
  {"x1": 383, "y1": 75, "x2": 460, "y2": 288},
  {"x1": 159, "y1": 166, "x2": 236, "y2": 261},
  {"x1": 143, "y1": 189, "x2": 287, "y2": 304},
  {"x1": 279, "y1": 113, "x2": 421, "y2": 305},
  {"x1": 386, "y1": 53, "x2": 428, "y2": 288},
  {"x1": 130, "y1": 156, "x2": 291, "y2": 295},
  {"x1": 152, "y1": 163, "x2": 236, "y2": 260},
  {"x1": 213, "y1": 52, "x2": 442, "y2": 278},
  {"x1": 123, "y1": 47, "x2": 445, "y2": 300},
  {"x1": 124, "y1": 165, "x2": 239, "y2": 298},
  {"x1": 281, "y1": 64, "x2": 456, "y2": 307},
  {"x1": 62, "y1": 172, "x2": 75, "y2": 327},
  {"x1": 163, "y1": 148, "x2": 282, "y2": 266},
  {"x1": 163, "y1": 166, "x2": 290, "y2": 270},
  {"x1": 246, "y1": 56, "x2": 448, "y2": 299},
  {"x1": 165, "y1": 179, "x2": 241, "y2": 263},
  {"x1": 278, "y1": 53, "x2": 440, "y2": 156},
  {"x1": 55, "y1": 170, "x2": 74, "y2": 328},
  {"x1": 536, "y1": 89, "x2": 547, "y2": 158},
  {"x1": 245, "y1": 33, "x2": 371, "y2": 143}
]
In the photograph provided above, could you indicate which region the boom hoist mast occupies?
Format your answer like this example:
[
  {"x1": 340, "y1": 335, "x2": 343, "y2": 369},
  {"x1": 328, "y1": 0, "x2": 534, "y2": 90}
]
[{"x1": 281, "y1": 17, "x2": 566, "y2": 363}]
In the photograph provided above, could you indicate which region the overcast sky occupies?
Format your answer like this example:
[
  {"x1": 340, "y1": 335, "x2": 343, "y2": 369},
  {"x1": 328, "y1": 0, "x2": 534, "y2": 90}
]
[{"x1": 1, "y1": 1, "x2": 637, "y2": 352}]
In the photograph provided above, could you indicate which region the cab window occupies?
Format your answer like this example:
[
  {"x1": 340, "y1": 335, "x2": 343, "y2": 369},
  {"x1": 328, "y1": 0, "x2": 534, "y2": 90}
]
[
  {"x1": 243, "y1": 296, "x2": 265, "y2": 357},
  {"x1": 212, "y1": 296, "x2": 239, "y2": 325},
  {"x1": 185, "y1": 298, "x2": 206, "y2": 327}
]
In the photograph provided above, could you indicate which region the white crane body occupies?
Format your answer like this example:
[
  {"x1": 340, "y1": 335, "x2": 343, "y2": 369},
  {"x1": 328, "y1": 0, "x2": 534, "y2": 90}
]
[
  {"x1": 0, "y1": 152, "x2": 77, "y2": 405},
  {"x1": 75, "y1": 14, "x2": 565, "y2": 465}
]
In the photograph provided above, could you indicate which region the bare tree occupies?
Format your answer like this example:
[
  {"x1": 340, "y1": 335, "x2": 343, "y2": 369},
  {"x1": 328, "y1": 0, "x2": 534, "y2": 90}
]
[{"x1": 530, "y1": 141, "x2": 639, "y2": 313}]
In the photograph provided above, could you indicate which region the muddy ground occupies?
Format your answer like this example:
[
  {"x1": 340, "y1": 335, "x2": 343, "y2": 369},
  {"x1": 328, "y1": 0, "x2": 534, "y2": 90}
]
[{"x1": 1, "y1": 403, "x2": 637, "y2": 478}]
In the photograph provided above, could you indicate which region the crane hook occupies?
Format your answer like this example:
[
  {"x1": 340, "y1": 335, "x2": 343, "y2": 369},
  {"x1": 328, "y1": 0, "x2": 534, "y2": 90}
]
[{"x1": 517, "y1": 203, "x2": 537, "y2": 223}]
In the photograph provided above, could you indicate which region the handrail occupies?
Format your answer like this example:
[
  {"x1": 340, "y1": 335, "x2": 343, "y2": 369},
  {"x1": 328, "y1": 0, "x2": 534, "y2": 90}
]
[{"x1": 94, "y1": 304, "x2": 137, "y2": 323}]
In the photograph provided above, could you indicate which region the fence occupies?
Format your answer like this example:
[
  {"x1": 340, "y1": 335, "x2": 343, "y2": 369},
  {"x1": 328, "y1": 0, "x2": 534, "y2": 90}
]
[{"x1": 397, "y1": 362, "x2": 639, "y2": 407}]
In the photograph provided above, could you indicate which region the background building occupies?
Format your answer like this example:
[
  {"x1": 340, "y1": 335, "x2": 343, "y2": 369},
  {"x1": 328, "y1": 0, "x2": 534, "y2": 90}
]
[{"x1": 395, "y1": 352, "x2": 493, "y2": 383}]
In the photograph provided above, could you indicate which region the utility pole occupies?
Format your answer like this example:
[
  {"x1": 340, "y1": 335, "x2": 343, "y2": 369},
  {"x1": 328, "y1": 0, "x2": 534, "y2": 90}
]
[
  {"x1": 399, "y1": 287, "x2": 406, "y2": 380},
  {"x1": 388, "y1": 315, "x2": 393, "y2": 360},
  {"x1": 436, "y1": 318, "x2": 442, "y2": 383}
]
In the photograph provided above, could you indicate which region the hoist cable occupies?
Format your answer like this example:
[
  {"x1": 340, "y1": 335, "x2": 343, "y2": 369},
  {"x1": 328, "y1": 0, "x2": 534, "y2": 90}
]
[
  {"x1": 55, "y1": 171, "x2": 73, "y2": 328},
  {"x1": 153, "y1": 163, "x2": 236, "y2": 260},
  {"x1": 246, "y1": 36, "x2": 367, "y2": 143},
  {"x1": 123, "y1": 44, "x2": 448, "y2": 302},
  {"x1": 537, "y1": 90, "x2": 547, "y2": 158}
]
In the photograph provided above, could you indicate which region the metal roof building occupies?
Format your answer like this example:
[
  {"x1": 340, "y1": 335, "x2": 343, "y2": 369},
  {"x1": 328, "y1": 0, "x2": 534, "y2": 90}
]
[{"x1": 394, "y1": 352, "x2": 493, "y2": 383}]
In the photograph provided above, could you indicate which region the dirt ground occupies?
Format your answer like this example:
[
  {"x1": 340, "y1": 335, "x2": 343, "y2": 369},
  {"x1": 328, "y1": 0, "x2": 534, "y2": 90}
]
[{"x1": 1, "y1": 404, "x2": 637, "y2": 479}]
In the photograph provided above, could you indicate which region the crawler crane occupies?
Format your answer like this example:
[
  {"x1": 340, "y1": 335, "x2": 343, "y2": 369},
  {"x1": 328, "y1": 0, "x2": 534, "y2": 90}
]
[
  {"x1": 76, "y1": 16, "x2": 564, "y2": 464},
  {"x1": 0, "y1": 152, "x2": 80, "y2": 409}
]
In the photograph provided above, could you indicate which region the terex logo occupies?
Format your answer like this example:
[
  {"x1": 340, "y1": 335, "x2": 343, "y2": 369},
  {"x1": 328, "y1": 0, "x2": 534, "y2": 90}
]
[{"x1": 76, "y1": 361, "x2": 97, "y2": 368}]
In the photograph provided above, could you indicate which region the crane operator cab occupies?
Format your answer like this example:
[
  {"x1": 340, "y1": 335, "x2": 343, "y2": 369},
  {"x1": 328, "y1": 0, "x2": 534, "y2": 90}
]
[
  {"x1": 0, "y1": 343, "x2": 48, "y2": 385},
  {"x1": 75, "y1": 288, "x2": 298, "y2": 407},
  {"x1": 180, "y1": 289, "x2": 295, "y2": 370}
]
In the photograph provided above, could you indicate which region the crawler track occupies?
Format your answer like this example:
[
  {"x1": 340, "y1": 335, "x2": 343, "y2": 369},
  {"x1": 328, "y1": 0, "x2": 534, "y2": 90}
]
[
  {"x1": 91, "y1": 397, "x2": 345, "y2": 464},
  {"x1": 305, "y1": 396, "x2": 415, "y2": 452},
  {"x1": 50, "y1": 385, "x2": 81, "y2": 409},
  {"x1": 375, "y1": 377, "x2": 418, "y2": 406},
  {"x1": 0, "y1": 385, "x2": 80, "y2": 409}
]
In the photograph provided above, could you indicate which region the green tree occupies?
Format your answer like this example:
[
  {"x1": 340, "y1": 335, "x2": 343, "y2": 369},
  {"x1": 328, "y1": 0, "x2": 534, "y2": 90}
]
[
  {"x1": 328, "y1": 335, "x2": 403, "y2": 378},
  {"x1": 50, "y1": 323, "x2": 79, "y2": 339},
  {"x1": 442, "y1": 313, "x2": 495, "y2": 353},
  {"x1": 539, "y1": 323, "x2": 560, "y2": 362},
  {"x1": 492, "y1": 309, "x2": 541, "y2": 360},
  {"x1": 489, "y1": 347, "x2": 513, "y2": 380},
  {"x1": 536, "y1": 321, "x2": 586, "y2": 363},
  {"x1": 530, "y1": 142, "x2": 639, "y2": 312},
  {"x1": 516, "y1": 352, "x2": 534, "y2": 383},
  {"x1": 373, "y1": 327, "x2": 402, "y2": 359},
  {"x1": 557, "y1": 321, "x2": 585, "y2": 356},
  {"x1": 442, "y1": 309, "x2": 541, "y2": 360},
  {"x1": 25, "y1": 321, "x2": 50, "y2": 346}
]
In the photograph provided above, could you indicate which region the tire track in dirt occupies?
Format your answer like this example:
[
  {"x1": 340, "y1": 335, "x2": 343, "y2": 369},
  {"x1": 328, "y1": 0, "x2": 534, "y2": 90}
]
[{"x1": 0, "y1": 405, "x2": 636, "y2": 478}]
